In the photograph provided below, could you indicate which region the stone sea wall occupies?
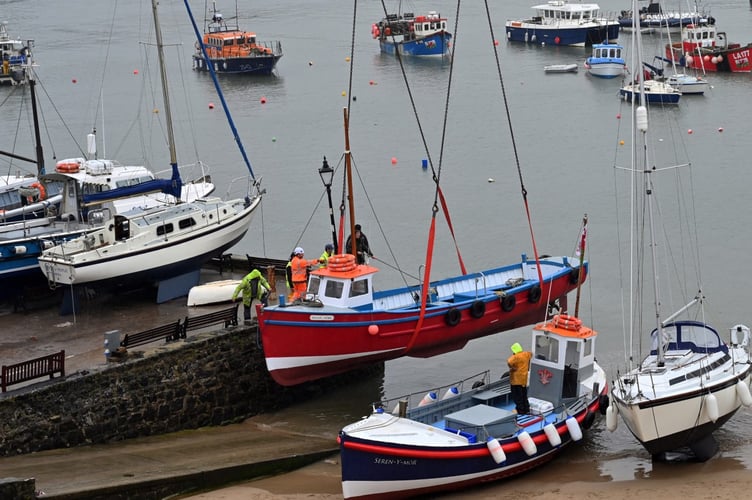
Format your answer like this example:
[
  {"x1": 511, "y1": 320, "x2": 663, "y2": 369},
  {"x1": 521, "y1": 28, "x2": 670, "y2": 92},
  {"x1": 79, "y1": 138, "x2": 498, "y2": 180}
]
[{"x1": 0, "y1": 325, "x2": 351, "y2": 457}]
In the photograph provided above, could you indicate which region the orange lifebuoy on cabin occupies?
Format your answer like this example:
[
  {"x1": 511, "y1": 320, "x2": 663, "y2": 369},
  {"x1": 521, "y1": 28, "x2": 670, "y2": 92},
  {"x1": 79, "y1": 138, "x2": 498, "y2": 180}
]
[
  {"x1": 55, "y1": 159, "x2": 81, "y2": 173},
  {"x1": 327, "y1": 253, "x2": 358, "y2": 272},
  {"x1": 553, "y1": 314, "x2": 582, "y2": 331}
]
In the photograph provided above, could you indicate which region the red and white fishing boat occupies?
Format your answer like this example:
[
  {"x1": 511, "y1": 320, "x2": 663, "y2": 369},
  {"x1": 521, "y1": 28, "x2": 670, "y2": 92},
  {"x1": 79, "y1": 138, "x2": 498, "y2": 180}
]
[
  {"x1": 665, "y1": 23, "x2": 752, "y2": 73},
  {"x1": 256, "y1": 101, "x2": 587, "y2": 387}
]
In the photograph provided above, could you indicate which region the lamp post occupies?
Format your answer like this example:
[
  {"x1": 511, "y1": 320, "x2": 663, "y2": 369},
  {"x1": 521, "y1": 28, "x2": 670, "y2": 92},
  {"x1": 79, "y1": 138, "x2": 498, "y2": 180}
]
[{"x1": 318, "y1": 156, "x2": 338, "y2": 254}]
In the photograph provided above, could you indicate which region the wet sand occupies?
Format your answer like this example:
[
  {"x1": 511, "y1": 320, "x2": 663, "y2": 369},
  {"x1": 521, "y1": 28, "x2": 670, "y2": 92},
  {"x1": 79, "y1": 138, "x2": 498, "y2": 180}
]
[{"x1": 179, "y1": 457, "x2": 751, "y2": 499}]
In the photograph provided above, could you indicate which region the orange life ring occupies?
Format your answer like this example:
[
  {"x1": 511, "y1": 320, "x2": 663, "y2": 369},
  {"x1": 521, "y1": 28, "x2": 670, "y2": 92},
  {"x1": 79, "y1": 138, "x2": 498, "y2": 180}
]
[
  {"x1": 553, "y1": 314, "x2": 582, "y2": 331},
  {"x1": 327, "y1": 261, "x2": 357, "y2": 272},
  {"x1": 55, "y1": 160, "x2": 81, "y2": 173},
  {"x1": 328, "y1": 254, "x2": 356, "y2": 265}
]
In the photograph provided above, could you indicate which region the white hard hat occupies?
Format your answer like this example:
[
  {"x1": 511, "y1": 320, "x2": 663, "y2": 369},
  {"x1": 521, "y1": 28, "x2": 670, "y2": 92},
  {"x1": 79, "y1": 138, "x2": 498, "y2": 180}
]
[{"x1": 294, "y1": 247, "x2": 304, "y2": 255}]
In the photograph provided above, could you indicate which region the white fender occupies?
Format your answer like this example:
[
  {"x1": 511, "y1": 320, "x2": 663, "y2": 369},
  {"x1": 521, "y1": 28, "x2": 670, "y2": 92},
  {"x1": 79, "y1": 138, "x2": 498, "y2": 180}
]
[
  {"x1": 442, "y1": 386, "x2": 459, "y2": 400},
  {"x1": 704, "y1": 393, "x2": 719, "y2": 423},
  {"x1": 543, "y1": 423, "x2": 561, "y2": 447},
  {"x1": 418, "y1": 391, "x2": 437, "y2": 407},
  {"x1": 566, "y1": 416, "x2": 583, "y2": 441},
  {"x1": 487, "y1": 437, "x2": 507, "y2": 464},
  {"x1": 606, "y1": 403, "x2": 618, "y2": 432},
  {"x1": 517, "y1": 430, "x2": 537, "y2": 456},
  {"x1": 736, "y1": 379, "x2": 752, "y2": 407}
]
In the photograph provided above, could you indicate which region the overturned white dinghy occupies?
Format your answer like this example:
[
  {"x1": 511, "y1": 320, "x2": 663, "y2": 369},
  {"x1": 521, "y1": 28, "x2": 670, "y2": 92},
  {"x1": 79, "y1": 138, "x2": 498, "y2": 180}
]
[{"x1": 187, "y1": 279, "x2": 241, "y2": 306}]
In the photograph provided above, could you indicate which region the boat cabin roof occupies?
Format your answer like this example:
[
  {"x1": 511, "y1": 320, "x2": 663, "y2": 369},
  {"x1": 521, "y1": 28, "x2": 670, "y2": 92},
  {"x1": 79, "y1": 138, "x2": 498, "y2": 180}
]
[{"x1": 650, "y1": 320, "x2": 727, "y2": 354}]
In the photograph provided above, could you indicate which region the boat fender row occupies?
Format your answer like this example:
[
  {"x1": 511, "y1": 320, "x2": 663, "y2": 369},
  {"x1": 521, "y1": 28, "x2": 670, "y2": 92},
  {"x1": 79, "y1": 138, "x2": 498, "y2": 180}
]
[
  {"x1": 418, "y1": 391, "x2": 437, "y2": 407},
  {"x1": 582, "y1": 410, "x2": 596, "y2": 430},
  {"x1": 606, "y1": 402, "x2": 618, "y2": 432},
  {"x1": 569, "y1": 268, "x2": 580, "y2": 284},
  {"x1": 487, "y1": 437, "x2": 507, "y2": 464},
  {"x1": 470, "y1": 300, "x2": 485, "y2": 319},
  {"x1": 444, "y1": 307, "x2": 461, "y2": 326},
  {"x1": 517, "y1": 430, "x2": 537, "y2": 456},
  {"x1": 543, "y1": 423, "x2": 561, "y2": 448},
  {"x1": 737, "y1": 379, "x2": 752, "y2": 407},
  {"x1": 704, "y1": 393, "x2": 719, "y2": 423},
  {"x1": 500, "y1": 293, "x2": 516, "y2": 312},
  {"x1": 528, "y1": 285, "x2": 541, "y2": 303},
  {"x1": 598, "y1": 393, "x2": 610, "y2": 415},
  {"x1": 565, "y1": 416, "x2": 583, "y2": 441}
]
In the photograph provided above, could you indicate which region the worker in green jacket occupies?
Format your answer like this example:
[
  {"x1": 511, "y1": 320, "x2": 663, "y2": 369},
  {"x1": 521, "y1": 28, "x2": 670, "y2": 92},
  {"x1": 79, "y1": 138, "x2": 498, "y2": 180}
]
[{"x1": 232, "y1": 268, "x2": 270, "y2": 323}]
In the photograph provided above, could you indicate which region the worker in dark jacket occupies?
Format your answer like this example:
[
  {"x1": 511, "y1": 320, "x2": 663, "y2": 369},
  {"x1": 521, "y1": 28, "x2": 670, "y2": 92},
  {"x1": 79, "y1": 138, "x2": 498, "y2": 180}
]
[{"x1": 345, "y1": 224, "x2": 373, "y2": 264}]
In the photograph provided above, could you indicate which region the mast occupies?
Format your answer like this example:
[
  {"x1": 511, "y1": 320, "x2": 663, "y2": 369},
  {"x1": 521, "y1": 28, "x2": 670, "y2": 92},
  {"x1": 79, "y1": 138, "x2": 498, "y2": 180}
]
[
  {"x1": 343, "y1": 107, "x2": 357, "y2": 257},
  {"x1": 150, "y1": 0, "x2": 182, "y2": 196},
  {"x1": 29, "y1": 77, "x2": 45, "y2": 175},
  {"x1": 633, "y1": 0, "x2": 666, "y2": 367}
]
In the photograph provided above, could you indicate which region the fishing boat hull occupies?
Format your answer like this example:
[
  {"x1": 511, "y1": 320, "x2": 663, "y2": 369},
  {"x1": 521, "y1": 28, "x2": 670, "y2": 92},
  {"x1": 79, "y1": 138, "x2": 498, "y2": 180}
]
[
  {"x1": 339, "y1": 317, "x2": 607, "y2": 499},
  {"x1": 585, "y1": 61, "x2": 625, "y2": 78},
  {"x1": 505, "y1": 23, "x2": 619, "y2": 47},
  {"x1": 379, "y1": 32, "x2": 451, "y2": 57},
  {"x1": 505, "y1": 2, "x2": 619, "y2": 48},
  {"x1": 192, "y1": 52, "x2": 282, "y2": 75},
  {"x1": 258, "y1": 256, "x2": 585, "y2": 386},
  {"x1": 664, "y1": 23, "x2": 752, "y2": 73}
]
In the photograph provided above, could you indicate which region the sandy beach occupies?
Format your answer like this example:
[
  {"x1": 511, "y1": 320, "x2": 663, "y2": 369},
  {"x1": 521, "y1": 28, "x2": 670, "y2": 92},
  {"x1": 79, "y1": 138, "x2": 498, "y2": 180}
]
[{"x1": 180, "y1": 451, "x2": 752, "y2": 500}]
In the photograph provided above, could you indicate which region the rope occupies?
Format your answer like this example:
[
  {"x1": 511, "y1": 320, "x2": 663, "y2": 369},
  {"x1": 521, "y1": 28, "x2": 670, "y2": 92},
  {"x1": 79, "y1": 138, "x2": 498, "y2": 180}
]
[{"x1": 483, "y1": 1, "x2": 543, "y2": 285}]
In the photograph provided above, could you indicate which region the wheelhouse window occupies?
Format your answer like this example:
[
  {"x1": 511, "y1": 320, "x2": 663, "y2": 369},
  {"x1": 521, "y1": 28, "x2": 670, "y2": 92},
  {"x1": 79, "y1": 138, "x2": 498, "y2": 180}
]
[
  {"x1": 325, "y1": 280, "x2": 344, "y2": 299},
  {"x1": 156, "y1": 223, "x2": 174, "y2": 236},
  {"x1": 178, "y1": 218, "x2": 196, "y2": 230},
  {"x1": 535, "y1": 335, "x2": 559, "y2": 363},
  {"x1": 349, "y1": 279, "x2": 369, "y2": 298}
]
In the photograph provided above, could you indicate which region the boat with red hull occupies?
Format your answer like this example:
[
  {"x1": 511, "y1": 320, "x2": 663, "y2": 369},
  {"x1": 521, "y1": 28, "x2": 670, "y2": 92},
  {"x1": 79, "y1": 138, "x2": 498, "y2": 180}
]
[
  {"x1": 257, "y1": 252, "x2": 585, "y2": 386},
  {"x1": 665, "y1": 23, "x2": 752, "y2": 73}
]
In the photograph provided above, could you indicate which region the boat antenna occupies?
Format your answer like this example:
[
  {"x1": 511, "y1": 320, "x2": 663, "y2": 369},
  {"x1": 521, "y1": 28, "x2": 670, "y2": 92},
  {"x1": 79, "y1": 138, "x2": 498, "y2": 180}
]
[
  {"x1": 184, "y1": 0, "x2": 257, "y2": 181},
  {"x1": 483, "y1": 0, "x2": 543, "y2": 286}
]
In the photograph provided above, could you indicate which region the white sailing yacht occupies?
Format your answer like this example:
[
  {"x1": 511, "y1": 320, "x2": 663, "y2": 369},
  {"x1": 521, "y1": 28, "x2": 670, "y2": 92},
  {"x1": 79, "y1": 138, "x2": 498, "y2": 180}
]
[
  {"x1": 37, "y1": 0, "x2": 262, "y2": 304},
  {"x1": 607, "y1": 0, "x2": 752, "y2": 461}
]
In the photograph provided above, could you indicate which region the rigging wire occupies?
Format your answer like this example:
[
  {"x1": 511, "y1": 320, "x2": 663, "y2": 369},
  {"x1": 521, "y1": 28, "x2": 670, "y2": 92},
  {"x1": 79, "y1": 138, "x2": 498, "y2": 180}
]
[{"x1": 482, "y1": 0, "x2": 543, "y2": 286}]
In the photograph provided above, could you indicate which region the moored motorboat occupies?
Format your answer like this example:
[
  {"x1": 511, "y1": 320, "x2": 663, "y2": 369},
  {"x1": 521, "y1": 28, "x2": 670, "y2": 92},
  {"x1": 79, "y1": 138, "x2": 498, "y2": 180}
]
[
  {"x1": 192, "y1": 1, "x2": 282, "y2": 75},
  {"x1": 585, "y1": 41, "x2": 626, "y2": 78},
  {"x1": 506, "y1": 1, "x2": 619, "y2": 47},
  {"x1": 665, "y1": 23, "x2": 752, "y2": 73},
  {"x1": 372, "y1": 10, "x2": 451, "y2": 57}
]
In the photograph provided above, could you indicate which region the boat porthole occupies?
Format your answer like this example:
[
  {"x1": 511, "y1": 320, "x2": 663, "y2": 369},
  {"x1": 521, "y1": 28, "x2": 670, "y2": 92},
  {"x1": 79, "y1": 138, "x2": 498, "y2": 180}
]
[
  {"x1": 444, "y1": 307, "x2": 461, "y2": 326},
  {"x1": 528, "y1": 285, "x2": 541, "y2": 303},
  {"x1": 569, "y1": 268, "x2": 580, "y2": 284},
  {"x1": 501, "y1": 294, "x2": 515, "y2": 312},
  {"x1": 470, "y1": 300, "x2": 485, "y2": 319}
]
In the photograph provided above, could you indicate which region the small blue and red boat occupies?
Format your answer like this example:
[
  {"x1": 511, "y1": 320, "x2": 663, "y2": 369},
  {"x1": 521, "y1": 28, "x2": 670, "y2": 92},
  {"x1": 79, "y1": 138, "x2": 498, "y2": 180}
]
[{"x1": 372, "y1": 10, "x2": 451, "y2": 57}]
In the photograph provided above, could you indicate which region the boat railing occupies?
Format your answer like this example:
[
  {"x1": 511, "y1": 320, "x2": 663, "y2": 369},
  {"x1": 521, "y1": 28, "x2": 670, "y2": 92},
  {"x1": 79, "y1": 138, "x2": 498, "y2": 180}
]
[{"x1": 373, "y1": 370, "x2": 491, "y2": 418}]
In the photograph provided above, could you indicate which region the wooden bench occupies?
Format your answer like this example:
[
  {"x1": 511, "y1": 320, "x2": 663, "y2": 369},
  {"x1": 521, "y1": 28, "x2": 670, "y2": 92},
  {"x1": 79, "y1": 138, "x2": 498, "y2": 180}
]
[
  {"x1": 1, "y1": 350, "x2": 65, "y2": 393},
  {"x1": 120, "y1": 320, "x2": 183, "y2": 349},
  {"x1": 182, "y1": 303, "x2": 239, "y2": 336}
]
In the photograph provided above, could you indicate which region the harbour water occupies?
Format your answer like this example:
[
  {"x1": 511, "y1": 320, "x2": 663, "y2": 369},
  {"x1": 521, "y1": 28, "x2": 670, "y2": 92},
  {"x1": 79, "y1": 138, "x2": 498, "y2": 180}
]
[{"x1": 1, "y1": 0, "x2": 752, "y2": 495}]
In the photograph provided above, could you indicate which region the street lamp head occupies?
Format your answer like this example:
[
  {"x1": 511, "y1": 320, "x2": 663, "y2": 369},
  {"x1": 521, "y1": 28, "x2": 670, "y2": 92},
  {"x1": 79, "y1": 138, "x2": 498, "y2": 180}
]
[{"x1": 318, "y1": 156, "x2": 334, "y2": 188}]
